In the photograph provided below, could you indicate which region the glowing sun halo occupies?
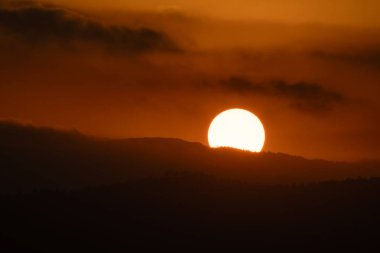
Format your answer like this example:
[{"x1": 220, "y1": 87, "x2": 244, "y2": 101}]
[{"x1": 208, "y1": 109, "x2": 265, "y2": 152}]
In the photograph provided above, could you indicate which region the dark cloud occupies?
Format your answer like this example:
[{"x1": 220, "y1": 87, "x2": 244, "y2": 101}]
[
  {"x1": 222, "y1": 77, "x2": 344, "y2": 113},
  {"x1": 312, "y1": 50, "x2": 380, "y2": 68},
  {"x1": 0, "y1": 4, "x2": 179, "y2": 53}
]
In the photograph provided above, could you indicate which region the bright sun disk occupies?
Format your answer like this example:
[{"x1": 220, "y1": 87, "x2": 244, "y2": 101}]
[{"x1": 208, "y1": 108, "x2": 265, "y2": 152}]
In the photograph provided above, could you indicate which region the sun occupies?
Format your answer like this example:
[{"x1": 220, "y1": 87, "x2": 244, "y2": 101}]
[{"x1": 208, "y1": 108, "x2": 265, "y2": 152}]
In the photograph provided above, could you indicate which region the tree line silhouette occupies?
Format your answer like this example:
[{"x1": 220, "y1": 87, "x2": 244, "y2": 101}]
[{"x1": 1, "y1": 173, "x2": 380, "y2": 251}]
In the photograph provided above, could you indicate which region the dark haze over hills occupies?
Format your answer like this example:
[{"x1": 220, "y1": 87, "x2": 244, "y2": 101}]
[{"x1": 1, "y1": 121, "x2": 380, "y2": 251}]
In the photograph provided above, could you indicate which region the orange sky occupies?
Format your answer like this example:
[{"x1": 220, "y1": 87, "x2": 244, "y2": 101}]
[
  {"x1": 45, "y1": 0, "x2": 380, "y2": 27},
  {"x1": 0, "y1": 0, "x2": 379, "y2": 161}
]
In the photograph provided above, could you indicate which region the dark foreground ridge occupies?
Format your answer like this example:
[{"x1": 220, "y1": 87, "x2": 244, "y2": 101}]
[
  {"x1": 1, "y1": 121, "x2": 380, "y2": 251},
  {"x1": 2, "y1": 174, "x2": 380, "y2": 251}
]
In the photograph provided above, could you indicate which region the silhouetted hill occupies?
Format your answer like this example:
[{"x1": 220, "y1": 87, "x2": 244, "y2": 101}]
[
  {"x1": 2, "y1": 121, "x2": 380, "y2": 251},
  {"x1": 1, "y1": 120, "x2": 379, "y2": 193},
  {"x1": 1, "y1": 174, "x2": 380, "y2": 251}
]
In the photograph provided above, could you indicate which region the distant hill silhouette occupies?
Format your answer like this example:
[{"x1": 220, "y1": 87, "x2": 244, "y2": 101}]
[
  {"x1": 1, "y1": 120, "x2": 379, "y2": 193},
  {"x1": 2, "y1": 121, "x2": 380, "y2": 251}
]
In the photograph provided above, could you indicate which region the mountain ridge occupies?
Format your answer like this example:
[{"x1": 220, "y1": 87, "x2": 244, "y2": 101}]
[{"x1": 1, "y1": 120, "x2": 379, "y2": 193}]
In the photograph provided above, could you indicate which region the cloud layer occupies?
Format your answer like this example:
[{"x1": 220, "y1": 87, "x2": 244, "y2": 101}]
[
  {"x1": 0, "y1": 4, "x2": 179, "y2": 53},
  {"x1": 313, "y1": 50, "x2": 380, "y2": 68},
  {"x1": 221, "y1": 77, "x2": 344, "y2": 113}
]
